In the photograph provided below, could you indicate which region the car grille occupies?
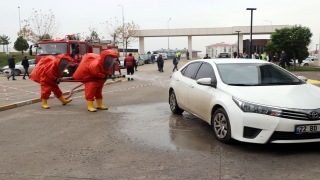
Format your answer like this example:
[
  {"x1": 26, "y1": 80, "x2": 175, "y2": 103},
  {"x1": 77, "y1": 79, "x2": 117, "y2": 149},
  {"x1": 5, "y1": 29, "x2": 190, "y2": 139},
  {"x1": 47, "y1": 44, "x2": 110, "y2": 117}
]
[
  {"x1": 269, "y1": 131, "x2": 320, "y2": 141},
  {"x1": 281, "y1": 109, "x2": 320, "y2": 121},
  {"x1": 243, "y1": 126, "x2": 262, "y2": 139}
]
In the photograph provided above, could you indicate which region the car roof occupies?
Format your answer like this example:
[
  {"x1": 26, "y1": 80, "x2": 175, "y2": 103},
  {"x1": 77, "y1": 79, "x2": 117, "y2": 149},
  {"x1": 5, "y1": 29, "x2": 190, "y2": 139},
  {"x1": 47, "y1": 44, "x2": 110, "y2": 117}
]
[{"x1": 193, "y1": 58, "x2": 268, "y2": 64}]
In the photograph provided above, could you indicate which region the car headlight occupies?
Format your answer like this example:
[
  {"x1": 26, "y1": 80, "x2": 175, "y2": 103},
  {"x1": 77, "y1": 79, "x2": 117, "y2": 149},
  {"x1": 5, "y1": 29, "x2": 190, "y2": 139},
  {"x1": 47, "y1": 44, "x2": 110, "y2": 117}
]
[{"x1": 232, "y1": 97, "x2": 282, "y2": 116}]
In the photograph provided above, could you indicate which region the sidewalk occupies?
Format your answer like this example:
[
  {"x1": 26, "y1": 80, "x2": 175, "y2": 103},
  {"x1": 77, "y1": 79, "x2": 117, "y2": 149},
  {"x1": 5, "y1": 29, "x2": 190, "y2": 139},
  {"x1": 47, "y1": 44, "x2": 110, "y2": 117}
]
[{"x1": 0, "y1": 75, "x2": 125, "y2": 108}]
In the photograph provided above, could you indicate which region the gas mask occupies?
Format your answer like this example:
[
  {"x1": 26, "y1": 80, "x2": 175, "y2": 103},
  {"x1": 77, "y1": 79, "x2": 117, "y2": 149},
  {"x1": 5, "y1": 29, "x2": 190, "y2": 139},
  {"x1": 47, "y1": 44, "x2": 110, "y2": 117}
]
[
  {"x1": 58, "y1": 58, "x2": 71, "y2": 74},
  {"x1": 104, "y1": 56, "x2": 117, "y2": 70}
]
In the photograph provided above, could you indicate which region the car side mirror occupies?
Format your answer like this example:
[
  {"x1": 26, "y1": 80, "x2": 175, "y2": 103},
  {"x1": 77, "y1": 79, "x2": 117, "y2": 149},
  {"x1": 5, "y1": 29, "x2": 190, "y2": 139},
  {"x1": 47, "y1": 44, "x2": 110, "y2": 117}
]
[
  {"x1": 297, "y1": 76, "x2": 308, "y2": 82},
  {"x1": 196, "y1": 78, "x2": 216, "y2": 88}
]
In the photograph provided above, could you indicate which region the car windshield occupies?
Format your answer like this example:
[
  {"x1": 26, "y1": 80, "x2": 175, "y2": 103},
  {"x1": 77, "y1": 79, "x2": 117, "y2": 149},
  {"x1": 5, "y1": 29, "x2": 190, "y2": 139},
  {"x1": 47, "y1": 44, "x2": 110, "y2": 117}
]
[
  {"x1": 37, "y1": 43, "x2": 67, "y2": 55},
  {"x1": 217, "y1": 63, "x2": 302, "y2": 86}
]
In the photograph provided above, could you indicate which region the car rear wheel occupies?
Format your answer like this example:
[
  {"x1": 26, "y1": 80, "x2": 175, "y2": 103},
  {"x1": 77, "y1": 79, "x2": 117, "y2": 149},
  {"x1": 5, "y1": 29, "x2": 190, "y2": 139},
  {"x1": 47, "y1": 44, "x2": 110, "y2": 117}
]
[
  {"x1": 169, "y1": 90, "x2": 184, "y2": 114},
  {"x1": 14, "y1": 69, "x2": 21, "y2": 76},
  {"x1": 212, "y1": 108, "x2": 232, "y2": 143}
]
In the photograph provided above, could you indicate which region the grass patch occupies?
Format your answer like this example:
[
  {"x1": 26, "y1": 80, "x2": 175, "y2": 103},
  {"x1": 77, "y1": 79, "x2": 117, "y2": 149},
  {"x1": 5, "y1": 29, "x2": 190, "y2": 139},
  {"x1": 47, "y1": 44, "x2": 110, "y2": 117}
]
[
  {"x1": 286, "y1": 66, "x2": 320, "y2": 72},
  {"x1": 0, "y1": 52, "x2": 35, "y2": 67}
]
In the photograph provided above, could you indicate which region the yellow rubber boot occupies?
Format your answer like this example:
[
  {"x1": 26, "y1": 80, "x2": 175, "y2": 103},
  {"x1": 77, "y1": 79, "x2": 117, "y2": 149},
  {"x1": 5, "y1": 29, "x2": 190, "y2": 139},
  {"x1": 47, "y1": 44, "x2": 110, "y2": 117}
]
[
  {"x1": 58, "y1": 96, "x2": 72, "y2": 105},
  {"x1": 42, "y1": 99, "x2": 50, "y2": 109},
  {"x1": 96, "y1": 99, "x2": 108, "y2": 110},
  {"x1": 87, "y1": 101, "x2": 97, "y2": 112}
]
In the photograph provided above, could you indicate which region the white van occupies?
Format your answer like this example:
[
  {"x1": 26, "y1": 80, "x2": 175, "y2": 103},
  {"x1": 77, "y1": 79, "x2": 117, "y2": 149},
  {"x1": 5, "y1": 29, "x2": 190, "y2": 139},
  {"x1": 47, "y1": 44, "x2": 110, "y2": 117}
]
[{"x1": 159, "y1": 53, "x2": 168, "y2": 60}]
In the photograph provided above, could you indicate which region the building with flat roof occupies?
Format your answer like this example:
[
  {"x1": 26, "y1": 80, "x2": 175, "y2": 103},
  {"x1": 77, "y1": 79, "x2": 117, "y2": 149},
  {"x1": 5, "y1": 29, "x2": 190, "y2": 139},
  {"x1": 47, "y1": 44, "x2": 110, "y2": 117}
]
[{"x1": 206, "y1": 39, "x2": 270, "y2": 58}]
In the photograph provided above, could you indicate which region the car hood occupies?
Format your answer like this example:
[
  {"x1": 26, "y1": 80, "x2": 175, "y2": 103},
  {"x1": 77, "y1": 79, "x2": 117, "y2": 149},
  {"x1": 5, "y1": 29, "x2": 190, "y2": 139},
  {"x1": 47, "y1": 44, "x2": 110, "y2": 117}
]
[{"x1": 225, "y1": 84, "x2": 320, "y2": 109}]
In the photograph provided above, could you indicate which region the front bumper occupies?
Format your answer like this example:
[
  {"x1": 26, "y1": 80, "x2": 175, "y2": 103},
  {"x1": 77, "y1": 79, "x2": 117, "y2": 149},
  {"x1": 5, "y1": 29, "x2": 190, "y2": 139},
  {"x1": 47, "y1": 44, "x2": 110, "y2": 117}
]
[{"x1": 228, "y1": 104, "x2": 320, "y2": 144}]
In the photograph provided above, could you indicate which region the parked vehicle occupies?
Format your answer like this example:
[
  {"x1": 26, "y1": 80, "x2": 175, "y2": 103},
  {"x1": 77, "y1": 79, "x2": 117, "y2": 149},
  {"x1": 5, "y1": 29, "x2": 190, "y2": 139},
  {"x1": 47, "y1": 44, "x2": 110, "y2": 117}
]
[
  {"x1": 168, "y1": 58, "x2": 320, "y2": 144},
  {"x1": 218, "y1": 53, "x2": 230, "y2": 58},
  {"x1": 289, "y1": 59, "x2": 300, "y2": 66},
  {"x1": 301, "y1": 58, "x2": 314, "y2": 66},
  {"x1": 118, "y1": 57, "x2": 125, "y2": 69},
  {"x1": 134, "y1": 55, "x2": 144, "y2": 66},
  {"x1": 140, "y1": 54, "x2": 151, "y2": 64},
  {"x1": 3, "y1": 59, "x2": 36, "y2": 76},
  {"x1": 33, "y1": 35, "x2": 118, "y2": 76},
  {"x1": 159, "y1": 53, "x2": 168, "y2": 60}
]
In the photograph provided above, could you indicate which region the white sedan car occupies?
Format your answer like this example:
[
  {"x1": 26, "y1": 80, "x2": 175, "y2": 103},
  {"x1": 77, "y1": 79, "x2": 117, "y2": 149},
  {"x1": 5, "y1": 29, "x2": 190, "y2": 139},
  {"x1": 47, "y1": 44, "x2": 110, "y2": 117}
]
[
  {"x1": 3, "y1": 59, "x2": 36, "y2": 76},
  {"x1": 169, "y1": 59, "x2": 320, "y2": 144},
  {"x1": 300, "y1": 58, "x2": 314, "y2": 66}
]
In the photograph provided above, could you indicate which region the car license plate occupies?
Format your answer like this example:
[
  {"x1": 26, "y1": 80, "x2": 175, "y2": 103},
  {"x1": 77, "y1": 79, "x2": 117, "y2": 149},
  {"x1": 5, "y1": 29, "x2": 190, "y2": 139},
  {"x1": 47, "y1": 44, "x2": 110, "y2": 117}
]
[{"x1": 295, "y1": 125, "x2": 320, "y2": 134}]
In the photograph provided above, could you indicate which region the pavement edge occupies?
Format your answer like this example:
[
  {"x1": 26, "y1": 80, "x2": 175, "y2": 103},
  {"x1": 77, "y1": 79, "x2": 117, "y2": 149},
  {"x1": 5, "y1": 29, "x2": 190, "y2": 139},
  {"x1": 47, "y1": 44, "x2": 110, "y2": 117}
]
[{"x1": 0, "y1": 78, "x2": 126, "y2": 112}]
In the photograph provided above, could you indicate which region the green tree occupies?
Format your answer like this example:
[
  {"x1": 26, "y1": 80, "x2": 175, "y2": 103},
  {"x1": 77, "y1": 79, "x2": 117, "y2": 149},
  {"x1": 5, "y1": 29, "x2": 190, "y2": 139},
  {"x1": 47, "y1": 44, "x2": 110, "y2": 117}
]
[
  {"x1": 0, "y1": 34, "x2": 10, "y2": 53},
  {"x1": 268, "y1": 25, "x2": 312, "y2": 69},
  {"x1": 14, "y1": 36, "x2": 29, "y2": 55}
]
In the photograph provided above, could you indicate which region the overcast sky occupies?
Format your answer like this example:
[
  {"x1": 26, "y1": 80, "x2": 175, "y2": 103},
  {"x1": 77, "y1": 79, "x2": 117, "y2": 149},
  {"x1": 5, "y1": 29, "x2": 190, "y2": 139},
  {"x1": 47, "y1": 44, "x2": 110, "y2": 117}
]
[{"x1": 1, "y1": 0, "x2": 319, "y2": 55}]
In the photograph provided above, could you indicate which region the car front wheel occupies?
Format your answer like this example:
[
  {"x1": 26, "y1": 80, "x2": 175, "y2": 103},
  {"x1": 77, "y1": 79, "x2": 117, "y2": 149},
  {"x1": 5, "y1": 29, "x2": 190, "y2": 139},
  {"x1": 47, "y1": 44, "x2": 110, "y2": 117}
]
[
  {"x1": 212, "y1": 108, "x2": 232, "y2": 143},
  {"x1": 169, "y1": 90, "x2": 184, "y2": 114},
  {"x1": 14, "y1": 70, "x2": 21, "y2": 76},
  {"x1": 304, "y1": 63, "x2": 309, "y2": 66}
]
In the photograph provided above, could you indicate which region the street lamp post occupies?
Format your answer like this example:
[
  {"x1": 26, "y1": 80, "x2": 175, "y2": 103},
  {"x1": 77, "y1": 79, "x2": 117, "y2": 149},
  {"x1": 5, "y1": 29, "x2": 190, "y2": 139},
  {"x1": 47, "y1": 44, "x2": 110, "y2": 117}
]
[
  {"x1": 118, "y1": 5, "x2": 124, "y2": 57},
  {"x1": 18, "y1": 7, "x2": 21, "y2": 31},
  {"x1": 236, "y1": 31, "x2": 241, "y2": 58},
  {"x1": 167, "y1": 18, "x2": 171, "y2": 54},
  {"x1": 246, "y1": 8, "x2": 257, "y2": 59},
  {"x1": 263, "y1": 20, "x2": 272, "y2": 25}
]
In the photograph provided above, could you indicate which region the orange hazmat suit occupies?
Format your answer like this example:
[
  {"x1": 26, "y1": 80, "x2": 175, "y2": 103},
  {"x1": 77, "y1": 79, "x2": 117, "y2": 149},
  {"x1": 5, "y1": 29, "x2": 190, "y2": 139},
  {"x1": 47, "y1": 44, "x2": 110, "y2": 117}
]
[
  {"x1": 73, "y1": 49, "x2": 119, "y2": 112},
  {"x1": 30, "y1": 54, "x2": 73, "y2": 109}
]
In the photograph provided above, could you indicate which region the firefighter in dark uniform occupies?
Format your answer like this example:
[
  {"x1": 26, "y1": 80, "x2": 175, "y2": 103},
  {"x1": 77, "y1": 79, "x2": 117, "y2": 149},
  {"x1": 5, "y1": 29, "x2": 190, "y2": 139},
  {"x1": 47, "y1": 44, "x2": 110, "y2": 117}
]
[{"x1": 124, "y1": 53, "x2": 136, "y2": 81}]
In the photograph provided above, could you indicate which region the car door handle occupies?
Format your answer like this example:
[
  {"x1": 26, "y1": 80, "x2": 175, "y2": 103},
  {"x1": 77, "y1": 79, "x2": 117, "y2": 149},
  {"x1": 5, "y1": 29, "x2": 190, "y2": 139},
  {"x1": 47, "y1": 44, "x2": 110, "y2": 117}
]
[
  {"x1": 189, "y1": 84, "x2": 194, "y2": 88},
  {"x1": 175, "y1": 78, "x2": 179, "y2": 81}
]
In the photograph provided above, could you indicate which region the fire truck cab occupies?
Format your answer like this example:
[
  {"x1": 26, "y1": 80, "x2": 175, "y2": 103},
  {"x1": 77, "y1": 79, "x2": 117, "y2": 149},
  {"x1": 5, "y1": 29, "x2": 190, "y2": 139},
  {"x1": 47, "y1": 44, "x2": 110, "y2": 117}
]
[{"x1": 32, "y1": 35, "x2": 118, "y2": 76}]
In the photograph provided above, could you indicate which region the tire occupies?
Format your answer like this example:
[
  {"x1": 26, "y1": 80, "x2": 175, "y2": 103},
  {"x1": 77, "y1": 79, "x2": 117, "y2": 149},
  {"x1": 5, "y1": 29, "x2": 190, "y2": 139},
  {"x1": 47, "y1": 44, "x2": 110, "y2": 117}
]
[
  {"x1": 169, "y1": 90, "x2": 184, "y2": 114},
  {"x1": 211, "y1": 108, "x2": 232, "y2": 143},
  {"x1": 14, "y1": 69, "x2": 21, "y2": 76},
  {"x1": 304, "y1": 63, "x2": 309, "y2": 66}
]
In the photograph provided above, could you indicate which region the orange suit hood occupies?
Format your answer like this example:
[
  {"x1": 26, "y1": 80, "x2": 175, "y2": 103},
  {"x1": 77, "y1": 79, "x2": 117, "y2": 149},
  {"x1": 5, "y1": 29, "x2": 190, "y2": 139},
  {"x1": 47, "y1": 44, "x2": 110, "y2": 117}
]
[
  {"x1": 30, "y1": 54, "x2": 72, "y2": 83},
  {"x1": 73, "y1": 50, "x2": 119, "y2": 80}
]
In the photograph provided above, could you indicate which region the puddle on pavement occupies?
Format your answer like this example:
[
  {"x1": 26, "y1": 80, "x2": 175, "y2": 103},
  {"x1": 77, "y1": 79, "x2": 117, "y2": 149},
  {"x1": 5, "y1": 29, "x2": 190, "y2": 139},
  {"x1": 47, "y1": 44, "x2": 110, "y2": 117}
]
[{"x1": 109, "y1": 102, "x2": 224, "y2": 153}]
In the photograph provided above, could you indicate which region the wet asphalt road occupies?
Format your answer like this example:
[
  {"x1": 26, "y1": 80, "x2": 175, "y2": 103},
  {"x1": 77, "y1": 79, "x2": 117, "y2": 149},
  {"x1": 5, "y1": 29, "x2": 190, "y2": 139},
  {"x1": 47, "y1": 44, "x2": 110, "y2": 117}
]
[{"x1": 1, "y1": 60, "x2": 320, "y2": 179}]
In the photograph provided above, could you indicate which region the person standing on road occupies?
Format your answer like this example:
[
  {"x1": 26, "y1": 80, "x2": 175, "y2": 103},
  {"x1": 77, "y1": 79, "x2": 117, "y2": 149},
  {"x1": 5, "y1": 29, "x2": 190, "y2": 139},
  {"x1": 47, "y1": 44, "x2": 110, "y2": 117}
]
[
  {"x1": 7, "y1": 55, "x2": 17, "y2": 80},
  {"x1": 242, "y1": 52, "x2": 248, "y2": 58},
  {"x1": 279, "y1": 50, "x2": 287, "y2": 68},
  {"x1": 203, "y1": 54, "x2": 210, "y2": 59},
  {"x1": 233, "y1": 51, "x2": 237, "y2": 58},
  {"x1": 151, "y1": 54, "x2": 155, "y2": 64},
  {"x1": 272, "y1": 53, "x2": 278, "y2": 64},
  {"x1": 266, "y1": 53, "x2": 270, "y2": 62},
  {"x1": 22, "y1": 56, "x2": 30, "y2": 80},
  {"x1": 124, "y1": 53, "x2": 136, "y2": 81},
  {"x1": 175, "y1": 51, "x2": 181, "y2": 61},
  {"x1": 172, "y1": 55, "x2": 178, "y2": 72},
  {"x1": 186, "y1": 51, "x2": 190, "y2": 60},
  {"x1": 261, "y1": 53, "x2": 266, "y2": 61},
  {"x1": 157, "y1": 54, "x2": 164, "y2": 72}
]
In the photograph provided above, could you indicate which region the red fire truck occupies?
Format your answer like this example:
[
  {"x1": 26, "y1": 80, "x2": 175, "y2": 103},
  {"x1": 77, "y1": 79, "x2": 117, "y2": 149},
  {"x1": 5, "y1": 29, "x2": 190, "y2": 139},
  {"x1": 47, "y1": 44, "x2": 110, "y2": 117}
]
[{"x1": 31, "y1": 35, "x2": 119, "y2": 76}]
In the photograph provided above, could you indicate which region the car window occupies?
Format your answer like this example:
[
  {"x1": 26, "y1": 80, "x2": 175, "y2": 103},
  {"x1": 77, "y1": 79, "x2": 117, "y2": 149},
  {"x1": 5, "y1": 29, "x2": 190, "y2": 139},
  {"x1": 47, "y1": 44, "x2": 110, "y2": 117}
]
[
  {"x1": 217, "y1": 63, "x2": 302, "y2": 85},
  {"x1": 28, "y1": 59, "x2": 35, "y2": 65},
  {"x1": 181, "y1": 62, "x2": 201, "y2": 79},
  {"x1": 195, "y1": 63, "x2": 216, "y2": 81}
]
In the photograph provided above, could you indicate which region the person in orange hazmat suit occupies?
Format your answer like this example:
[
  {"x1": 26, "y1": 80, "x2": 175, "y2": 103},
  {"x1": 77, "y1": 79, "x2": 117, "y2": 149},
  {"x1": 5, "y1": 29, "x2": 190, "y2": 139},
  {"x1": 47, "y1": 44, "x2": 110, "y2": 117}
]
[
  {"x1": 30, "y1": 54, "x2": 73, "y2": 109},
  {"x1": 72, "y1": 49, "x2": 119, "y2": 112}
]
